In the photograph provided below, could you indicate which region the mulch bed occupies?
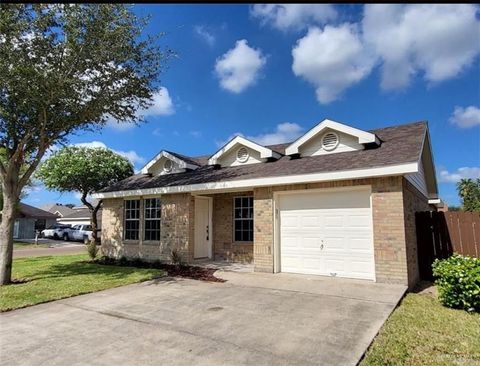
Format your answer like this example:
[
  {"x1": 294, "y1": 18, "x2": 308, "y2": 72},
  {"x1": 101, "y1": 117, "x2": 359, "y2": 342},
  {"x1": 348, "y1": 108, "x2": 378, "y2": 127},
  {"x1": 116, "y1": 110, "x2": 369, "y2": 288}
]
[{"x1": 94, "y1": 257, "x2": 226, "y2": 283}]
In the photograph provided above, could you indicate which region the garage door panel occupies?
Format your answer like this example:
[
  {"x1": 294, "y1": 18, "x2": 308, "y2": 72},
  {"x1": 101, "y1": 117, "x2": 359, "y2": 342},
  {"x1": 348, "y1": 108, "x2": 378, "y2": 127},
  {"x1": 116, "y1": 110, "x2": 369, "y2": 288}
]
[{"x1": 279, "y1": 189, "x2": 375, "y2": 281}]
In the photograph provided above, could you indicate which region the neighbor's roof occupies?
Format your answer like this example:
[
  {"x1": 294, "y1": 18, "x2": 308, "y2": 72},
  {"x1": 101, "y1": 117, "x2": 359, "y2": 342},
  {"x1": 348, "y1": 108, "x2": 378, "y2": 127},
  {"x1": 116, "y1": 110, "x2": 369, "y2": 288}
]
[
  {"x1": 17, "y1": 203, "x2": 58, "y2": 219},
  {"x1": 41, "y1": 204, "x2": 75, "y2": 217},
  {"x1": 99, "y1": 121, "x2": 427, "y2": 194},
  {"x1": 61, "y1": 208, "x2": 102, "y2": 220}
]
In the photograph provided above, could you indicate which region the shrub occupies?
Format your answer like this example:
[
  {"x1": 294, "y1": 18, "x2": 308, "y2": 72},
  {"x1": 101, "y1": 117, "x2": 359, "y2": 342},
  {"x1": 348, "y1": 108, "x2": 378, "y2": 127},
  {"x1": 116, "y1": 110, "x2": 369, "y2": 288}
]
[
  {"x1": 86, "y1": 240, "x2": 99, "y2": 260},
  {"x1": 432, "y1": 254, "x2": 480, "y2": 312},
  {"x1": 170, "y1": 248, "x2": 183, "y2": 266}
]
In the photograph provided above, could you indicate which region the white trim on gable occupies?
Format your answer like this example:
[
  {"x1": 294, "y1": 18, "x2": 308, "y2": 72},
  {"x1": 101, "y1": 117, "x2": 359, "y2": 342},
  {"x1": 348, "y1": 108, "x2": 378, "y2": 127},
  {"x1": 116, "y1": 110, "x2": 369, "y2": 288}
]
[
  {"x1": 208, "y1": 135, "x2": 281, "y2": 166},
  {"x1": 285, "y1": 119, "x2": 380, "y2": 156},
  {"x1": 140, "y1": 151, "x2": 198, "y2": 174}
]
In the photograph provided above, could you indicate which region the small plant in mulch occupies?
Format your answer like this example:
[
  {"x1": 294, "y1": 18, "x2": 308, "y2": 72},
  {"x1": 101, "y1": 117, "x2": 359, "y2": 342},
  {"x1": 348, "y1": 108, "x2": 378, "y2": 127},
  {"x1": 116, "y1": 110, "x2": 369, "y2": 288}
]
[{"x1": 95, "y1": 256, "x2": 225, "y2": 283}]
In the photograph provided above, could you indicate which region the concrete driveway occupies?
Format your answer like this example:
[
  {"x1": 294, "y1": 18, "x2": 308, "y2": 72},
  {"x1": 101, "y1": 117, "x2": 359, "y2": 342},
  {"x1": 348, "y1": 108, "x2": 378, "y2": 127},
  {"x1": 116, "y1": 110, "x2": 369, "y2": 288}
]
[{"x1": 0, "y1": 271, "x2": 406, "y2": 366}]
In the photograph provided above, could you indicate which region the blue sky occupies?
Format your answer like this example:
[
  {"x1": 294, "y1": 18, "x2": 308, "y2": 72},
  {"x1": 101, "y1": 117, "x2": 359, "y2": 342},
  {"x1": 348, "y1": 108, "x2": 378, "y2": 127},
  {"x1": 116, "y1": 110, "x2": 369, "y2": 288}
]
[{"x1": 25, "y1": 4, "x2": 480, "y2": 208}]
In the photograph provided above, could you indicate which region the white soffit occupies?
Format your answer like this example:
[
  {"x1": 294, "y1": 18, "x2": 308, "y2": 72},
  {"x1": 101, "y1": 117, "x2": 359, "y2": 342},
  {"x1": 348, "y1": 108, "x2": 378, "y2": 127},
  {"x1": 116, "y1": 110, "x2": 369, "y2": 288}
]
[
  {"x1": 208, "y1": 135, "x2": 281, "y2": 165},
  {"x1": 285, "y1": 119, "x2": 380, "y2": 155}
]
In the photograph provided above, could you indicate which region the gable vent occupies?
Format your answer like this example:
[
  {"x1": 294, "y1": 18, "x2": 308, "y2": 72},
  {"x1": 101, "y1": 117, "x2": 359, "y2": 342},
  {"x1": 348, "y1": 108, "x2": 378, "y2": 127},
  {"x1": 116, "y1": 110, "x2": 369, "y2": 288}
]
[
  {"x1": 163, "y1": 159, "x2": 173, "y2": 173},
  {"x1": 322, "y1": 132, "x2": 339, "y2": 151},
  {"x1": 236, "y1": 147, "x2": 249, "y2": 163}
]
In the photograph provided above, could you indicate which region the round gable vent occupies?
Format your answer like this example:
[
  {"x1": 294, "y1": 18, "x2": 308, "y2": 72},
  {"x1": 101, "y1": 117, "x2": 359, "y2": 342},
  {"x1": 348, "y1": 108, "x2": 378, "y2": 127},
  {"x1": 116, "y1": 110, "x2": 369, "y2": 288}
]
[
  {"x1": 322, "y1": 132, "x2": 339, "y2": 151},
  {"x1": 163, "y1": 159, "x2": 173, "y2": 173},
  {"x1": 236, "y1": 147, "x2": 249, "y2": 163}
]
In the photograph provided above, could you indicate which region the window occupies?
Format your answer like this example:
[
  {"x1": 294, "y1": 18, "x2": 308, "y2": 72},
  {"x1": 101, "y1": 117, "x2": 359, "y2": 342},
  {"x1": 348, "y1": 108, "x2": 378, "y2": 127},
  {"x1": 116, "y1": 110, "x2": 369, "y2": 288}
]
[
  {"x1": 144, "y1": 198, "x2": 161, "y2": 241},
  {"x1": 124, "y1": 200, "x2": 140, "y2": 240},
  {"x1": 234, "y1": 196, "x2": 253, "y2": 242}
]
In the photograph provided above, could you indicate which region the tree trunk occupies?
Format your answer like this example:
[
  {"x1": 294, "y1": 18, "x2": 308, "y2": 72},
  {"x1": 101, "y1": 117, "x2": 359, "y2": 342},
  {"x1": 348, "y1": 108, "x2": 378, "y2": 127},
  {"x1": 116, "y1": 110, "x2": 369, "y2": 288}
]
[
  {"x1": 90, "y1": 202, "x2": 102, "y2": 244},
  {"x1": 0, "y1": 185, "x2": 18, "y2": 285}
]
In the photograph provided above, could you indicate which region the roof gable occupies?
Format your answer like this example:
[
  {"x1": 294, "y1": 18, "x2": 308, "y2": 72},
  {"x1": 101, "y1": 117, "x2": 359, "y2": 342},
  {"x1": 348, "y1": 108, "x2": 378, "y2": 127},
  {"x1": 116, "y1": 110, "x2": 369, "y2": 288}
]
[
  {"x1": 285, "y1": 119, "x2": 380, "y2": 156},
  {"x1": 208, "y1": 135, "x2": 281, "y2": 166},
  {"x1": 140, "y1": 150, "x2": 199, "y2": 175}
]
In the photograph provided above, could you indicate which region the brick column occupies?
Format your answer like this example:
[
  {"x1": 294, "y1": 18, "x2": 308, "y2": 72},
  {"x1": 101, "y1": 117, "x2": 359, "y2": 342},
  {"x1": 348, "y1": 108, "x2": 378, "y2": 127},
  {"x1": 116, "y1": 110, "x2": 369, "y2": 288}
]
[{"x1": 253, "y1": 187, "x2": 274, "y2": 272}]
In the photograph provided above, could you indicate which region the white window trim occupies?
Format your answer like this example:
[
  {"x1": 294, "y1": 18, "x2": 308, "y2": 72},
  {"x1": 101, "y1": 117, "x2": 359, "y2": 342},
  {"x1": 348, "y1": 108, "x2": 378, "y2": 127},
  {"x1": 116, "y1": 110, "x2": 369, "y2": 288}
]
[
  {"x1": 143, "y1": 198, "x2": 161, "y2": 242},
  {"x1": 124, "y1": 199, "x2": 141, "y2": 241},
  {"x1": 208, "y1": 135, "x2": 281, "y2": 165},
  {"x1": 285, "y1": 119, "x2": 380, "y2": 155},
  {"x1": 233, "y1": 196, "x2": 254, "y2": 243}
]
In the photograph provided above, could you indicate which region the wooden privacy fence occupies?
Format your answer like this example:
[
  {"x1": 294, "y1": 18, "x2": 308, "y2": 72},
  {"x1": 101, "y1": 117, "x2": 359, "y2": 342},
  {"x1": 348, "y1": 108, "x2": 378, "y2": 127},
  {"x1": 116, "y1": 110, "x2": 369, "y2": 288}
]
[{"x1": 416, "y1": 211, "x2": 480, "y2": 280}]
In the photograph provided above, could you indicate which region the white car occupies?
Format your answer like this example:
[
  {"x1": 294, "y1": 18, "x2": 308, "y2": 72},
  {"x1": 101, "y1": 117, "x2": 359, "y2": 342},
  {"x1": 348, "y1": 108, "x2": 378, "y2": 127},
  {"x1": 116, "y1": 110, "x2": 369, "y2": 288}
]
[
  {"x1": 41, "y1": 224, "x2": 72, "y2": 239},
  {"x1": 63, "y1": 224, "x2": 96, "y2": 243}
]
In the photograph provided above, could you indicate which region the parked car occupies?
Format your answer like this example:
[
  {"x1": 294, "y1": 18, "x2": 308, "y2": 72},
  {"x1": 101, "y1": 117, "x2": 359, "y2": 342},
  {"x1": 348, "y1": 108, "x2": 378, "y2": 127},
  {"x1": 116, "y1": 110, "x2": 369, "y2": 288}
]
[
  {"x1": 41, "y1": 224, "x2": 72, "y2": 239},
  {"x1": 63, "y1": 224, "x2": 99, "y2": 243}
]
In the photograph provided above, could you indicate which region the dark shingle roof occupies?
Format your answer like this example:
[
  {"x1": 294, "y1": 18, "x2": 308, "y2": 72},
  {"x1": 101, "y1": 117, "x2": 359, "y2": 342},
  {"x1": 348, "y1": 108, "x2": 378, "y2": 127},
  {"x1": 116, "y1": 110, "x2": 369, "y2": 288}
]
[
  {"x1": 100, "y1": 121, "x2": 427, "y2": 194},
  {"x1": 17, "y1": 203, "x2": 58, "y2": 219}
]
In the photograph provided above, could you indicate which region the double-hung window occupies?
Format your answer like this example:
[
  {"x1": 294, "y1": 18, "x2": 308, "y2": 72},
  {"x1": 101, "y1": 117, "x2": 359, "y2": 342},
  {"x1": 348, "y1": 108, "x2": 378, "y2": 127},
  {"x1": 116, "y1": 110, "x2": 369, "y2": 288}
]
[
  {"x1": 124, "y1": 200, "x2": 140, "y2": 240},
  {"x1": 144, "y1": 198, "x2": 161, "y2": 241},
  {"x1": 233, "y1": 196, "x2": 253, "y2": 242}
]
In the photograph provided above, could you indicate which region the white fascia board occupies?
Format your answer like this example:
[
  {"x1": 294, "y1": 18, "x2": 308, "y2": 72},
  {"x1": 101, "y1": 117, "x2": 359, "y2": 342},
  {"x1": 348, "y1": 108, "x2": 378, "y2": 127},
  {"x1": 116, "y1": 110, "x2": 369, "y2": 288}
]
[
  {"x1": 93, "y1": 162, "x2": 418, "y2": 199},
  {"x1": 208, "y1": 136, "x2": 280, "y2": 165},
  {"x1": 140, "y1": 151, "x2": 198, "y2": 174},
  {"x1": 285, "y1": 119, "x2": 379, "y2": 155}
]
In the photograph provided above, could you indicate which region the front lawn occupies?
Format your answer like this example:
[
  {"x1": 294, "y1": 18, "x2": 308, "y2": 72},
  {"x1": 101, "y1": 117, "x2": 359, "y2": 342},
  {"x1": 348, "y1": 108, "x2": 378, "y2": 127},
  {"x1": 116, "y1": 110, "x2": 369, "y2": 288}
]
[
  {"x1": 361, "y1": 291, "x2": 480, "y2": 365},
  {"x1": 14, "y1": 241, "x2": 49, "y2": 249},
  {"x1": 0, "y1": 254, "x2": 164, "y2": 311}
]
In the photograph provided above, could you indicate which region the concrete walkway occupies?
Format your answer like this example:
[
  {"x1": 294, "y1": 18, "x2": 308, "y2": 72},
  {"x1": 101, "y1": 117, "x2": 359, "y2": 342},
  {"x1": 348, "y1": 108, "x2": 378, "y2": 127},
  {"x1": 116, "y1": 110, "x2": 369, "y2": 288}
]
[{"x1": 0, "y1": 273, "x2": 406, "y2": 366}]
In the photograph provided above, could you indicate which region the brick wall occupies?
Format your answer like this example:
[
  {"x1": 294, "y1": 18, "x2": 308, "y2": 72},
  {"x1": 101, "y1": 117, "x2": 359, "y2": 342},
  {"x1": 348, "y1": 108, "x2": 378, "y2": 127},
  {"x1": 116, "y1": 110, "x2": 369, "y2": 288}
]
[
  {"x1": 253, "y1": 187, "x2": 274, "y2": 272},
  {"x1": 101, "y1": 193, "x2": 194, "y2": 263},
  {"x1": 211, "y1": 192, "x2": 254, "y2": 262},
  {"x1": 402, "y1": 178, "x2": 431, "y2": 288}
]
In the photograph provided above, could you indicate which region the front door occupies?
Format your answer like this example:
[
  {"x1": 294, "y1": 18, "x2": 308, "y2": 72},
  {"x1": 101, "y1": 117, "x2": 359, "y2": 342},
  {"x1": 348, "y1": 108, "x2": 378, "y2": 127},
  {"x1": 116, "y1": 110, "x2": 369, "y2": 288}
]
[{"x1": 194, "y1": 197, "x2": 211, "y2": 259}]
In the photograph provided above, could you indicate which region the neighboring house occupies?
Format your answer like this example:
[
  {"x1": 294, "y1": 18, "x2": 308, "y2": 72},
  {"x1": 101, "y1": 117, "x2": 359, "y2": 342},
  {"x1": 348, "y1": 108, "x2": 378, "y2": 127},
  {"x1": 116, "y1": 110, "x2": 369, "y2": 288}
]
[
  {"x1": 94, "y1": 119, "x2": 440, "y2": 289},
  {"x1": 41, "y1": 203, "x2": 76, "y2": 218},
  {"x1": 57, "y1": 207, "x2": 102, "y2": 229},
  {"x1": 11, "y1": 203, "x2": 57, "y2": 239}
]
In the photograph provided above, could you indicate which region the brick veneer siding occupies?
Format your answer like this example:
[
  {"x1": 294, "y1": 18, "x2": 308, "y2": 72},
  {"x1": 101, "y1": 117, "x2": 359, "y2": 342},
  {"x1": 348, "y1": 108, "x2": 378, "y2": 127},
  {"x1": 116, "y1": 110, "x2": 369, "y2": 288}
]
[
  {"x1": 252, "y1": 176, "x2": 425, "y2": 288},
  {"x1": 402, "y1": 178, "x2": 431, "y2": 288},
  {"x1": 101, "y1": 193, "x2": 194, "y2": 263},
  {"x1": 101, "y1": 176, "x2": 429, "y2": 288},
  {"x1": 210, "y1": 192, "x2": 254, "y2": 263}
]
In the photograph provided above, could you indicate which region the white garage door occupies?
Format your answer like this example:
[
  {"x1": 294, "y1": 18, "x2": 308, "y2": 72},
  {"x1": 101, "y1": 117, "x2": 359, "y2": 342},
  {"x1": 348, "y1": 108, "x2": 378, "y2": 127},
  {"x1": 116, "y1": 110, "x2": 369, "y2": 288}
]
[{"x1": 278, "y1": 188, "x2": 375, "y2": 280}]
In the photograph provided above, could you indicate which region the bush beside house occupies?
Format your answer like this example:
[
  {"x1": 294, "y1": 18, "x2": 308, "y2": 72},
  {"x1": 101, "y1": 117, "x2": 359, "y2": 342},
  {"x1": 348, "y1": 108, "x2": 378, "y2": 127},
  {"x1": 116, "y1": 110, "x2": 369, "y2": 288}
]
[{"x1": 433, "y1": 254, "x2": 480, "y2": 312}]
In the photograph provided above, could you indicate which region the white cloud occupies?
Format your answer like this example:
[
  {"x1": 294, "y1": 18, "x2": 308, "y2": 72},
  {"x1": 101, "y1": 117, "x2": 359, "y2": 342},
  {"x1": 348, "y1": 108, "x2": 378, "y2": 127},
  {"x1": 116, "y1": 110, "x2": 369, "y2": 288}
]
[
  {"x1": 107, "y1": 87, "x2": 174, "y2": 131},
  {"x1": 215, "y1": 40, "x2": 267, "y2": 93},
  {"x1": 250, "y1": 4, "x2": 337, "y2": 32},
  {"x1": 247, "y1": 122, "x2": 304, "y2": 145},
  {"x1": 438, "y1": 167, "x2": 480, "y2": 183},
  {"x1": 194, "y1": 25, "x2": 216, "y2": 46},
  {"x1": 292, "y1": 24, "x2": 375, "y2": 104},
  {"x1": 363, "y1": 4, "x2": 480, "y2": 90},
  {"x1": 217, "y1": 122, "x2": 304, "y2": 147},
  {"x1": 449, "y1": 106, "x2": 480, "y2": 128},
  {"x1": 73, "y1": 141, "x2": 145, "y2": 167}
]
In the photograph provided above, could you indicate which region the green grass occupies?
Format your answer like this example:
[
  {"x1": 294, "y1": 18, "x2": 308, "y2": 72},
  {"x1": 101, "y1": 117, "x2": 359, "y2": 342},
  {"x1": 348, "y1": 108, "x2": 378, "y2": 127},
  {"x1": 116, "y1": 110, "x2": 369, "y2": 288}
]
[
  {"x1": 361, "y1": 292, "x2": 480, "y2": 366},
  {"x1": 0, "y1": 254, "x2": 165, "y2": 311},
  {"x1": 14, "y1": 241, "x2": 49, "y2": 249}
]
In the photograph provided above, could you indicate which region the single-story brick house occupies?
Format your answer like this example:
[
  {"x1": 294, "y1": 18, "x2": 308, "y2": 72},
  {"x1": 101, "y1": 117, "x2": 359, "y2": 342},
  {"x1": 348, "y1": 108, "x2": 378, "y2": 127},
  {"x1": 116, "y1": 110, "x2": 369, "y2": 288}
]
[{"x1": 94, "y1": 119, "x2": 440, "y2": 289}]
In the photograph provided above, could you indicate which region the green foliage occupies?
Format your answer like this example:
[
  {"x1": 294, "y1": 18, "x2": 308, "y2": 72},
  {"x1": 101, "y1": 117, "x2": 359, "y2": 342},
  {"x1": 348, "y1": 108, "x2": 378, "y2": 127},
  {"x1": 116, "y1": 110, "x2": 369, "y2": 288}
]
[
  {"x1": 457, "y1": 179, "x2": 480, "y2": 212},
  {"x1": 36, "y1": 146, "x2": 133, "y2": 195},
  {"x1": 170, "y1": 248, "x2": 183, "y2": 266},
  {"x1": 432, "y1": 254, "x2": 480, "y2": 312},
  {"x1": 86, "y1": 241, "x2": 99, "y2": 261}
]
